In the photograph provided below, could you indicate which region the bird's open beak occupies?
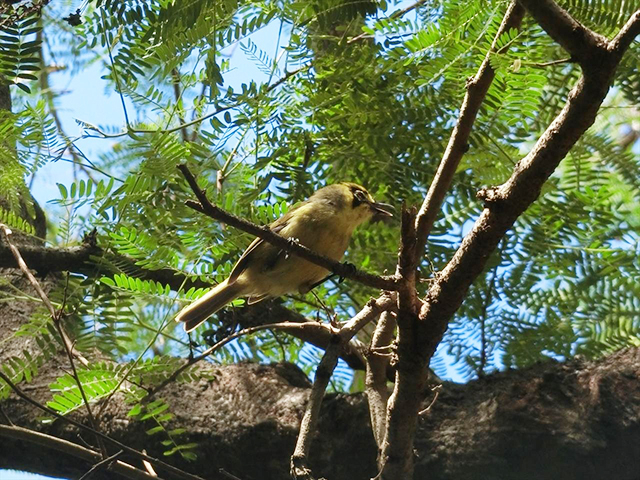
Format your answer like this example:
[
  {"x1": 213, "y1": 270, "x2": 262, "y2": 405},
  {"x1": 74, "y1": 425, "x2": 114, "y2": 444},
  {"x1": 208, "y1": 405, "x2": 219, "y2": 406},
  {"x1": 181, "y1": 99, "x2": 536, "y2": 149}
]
[{"x1": 370, "y1": 201, "x2": 394, "y2": 219}]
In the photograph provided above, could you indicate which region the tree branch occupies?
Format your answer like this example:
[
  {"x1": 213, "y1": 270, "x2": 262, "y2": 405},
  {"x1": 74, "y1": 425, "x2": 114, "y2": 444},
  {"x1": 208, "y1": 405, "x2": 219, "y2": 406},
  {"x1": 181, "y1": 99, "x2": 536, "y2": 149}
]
[
  {"x1": 427, "y1": 7, "x2": 640, "y2": 317},
  {"x1": 0, "y1": 224, "x2": 108, "y2": 455},
  {"x1": 0, "y1": 370, "x2": 209, "y2": 480},
  {"x1": 145, "y1": 321, "x2": 334, "y2": 400},
  {"x1": 609, "y1": 9, "x2": 640, "y2": 55},
  {"x1": 0, "y1": 225, "x2": 90, "y2": 370},
  {"x1": 0, "y1": 240, "x2": 371, "y2": 371},
  {"x1": 84, "y1": 65, "x2": 311, "y2": 139},
  {"x1": 177, "y1": 163, "x2": 399, "y2": 291},
  {"x1": 347, "y1": 0, "x2": 429, "y2": 44},
  {"x1": 3, "y1": 349, "x2": 640, "y2": 480},
  {"x1": 378, "y1": 3, "x2": 526, "y2": 477},
  {"x1": 365, "y1": 311, "x2": 396, "y2": 451},
  {"x1": 412, "y1": 1, "x2": 526, "y2": 271},
  {"x1": 516, "y1": 0, "x2": 608, "y2": 63},
  {"x1": 381, "y1": 4, "x2": 640, "y2": 478},
  {"x1": 0, "y1": 426, "x2": 158, "y2": 480},
  {"x1": 290, "y1": 293, "x2": 397, "y2": 479}
]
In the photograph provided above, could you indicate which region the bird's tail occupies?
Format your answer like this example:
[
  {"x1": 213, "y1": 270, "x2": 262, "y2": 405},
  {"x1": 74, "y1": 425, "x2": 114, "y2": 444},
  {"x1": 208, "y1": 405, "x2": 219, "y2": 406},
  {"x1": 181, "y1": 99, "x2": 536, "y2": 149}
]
[{"x1": 175, "y1": 279, "x2": 244, "y2": 333}]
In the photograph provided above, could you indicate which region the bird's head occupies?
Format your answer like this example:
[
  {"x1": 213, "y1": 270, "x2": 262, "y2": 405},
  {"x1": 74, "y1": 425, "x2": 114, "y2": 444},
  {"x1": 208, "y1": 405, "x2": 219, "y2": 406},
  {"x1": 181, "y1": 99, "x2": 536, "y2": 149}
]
[{"x1": 310, "y1": 182, "x2": 394, "y2": 228}]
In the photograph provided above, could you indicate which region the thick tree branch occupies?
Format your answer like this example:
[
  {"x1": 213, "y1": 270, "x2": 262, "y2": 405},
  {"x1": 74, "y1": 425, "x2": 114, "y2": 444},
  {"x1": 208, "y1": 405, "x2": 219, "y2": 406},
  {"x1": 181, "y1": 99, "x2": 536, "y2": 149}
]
[
  {"x1": 382, "y1": 4, "x2": 640, "y2": 478},
  {"x1": 516, "y1": 0, "x2": 608, "y2": 62},
  {"x1": 178, "y1": 163, "x2": 400, "y2": 291},
  {"x1": 412, "y1": 1, "x2": 526, "y2": 271},
  {"x1": 2, "y1": 348, "x2": 640, "y2": 480},
  {"x1": 380, "y1": 3, "x2": 526, "y2": 477},
  {"x1": 0, "y1": 240, "x2": 212, "y2": 290}
]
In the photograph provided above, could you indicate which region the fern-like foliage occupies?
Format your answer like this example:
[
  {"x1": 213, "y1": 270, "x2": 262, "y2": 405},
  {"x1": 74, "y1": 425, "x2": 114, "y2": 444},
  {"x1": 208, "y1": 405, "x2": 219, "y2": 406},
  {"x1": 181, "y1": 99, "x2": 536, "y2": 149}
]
[
  {"x1": 0, "y1": 11, "x2": 41, "y2": 93},
  {"x1": 1, "y1": 0, "x2": 638, "y2": 421}
]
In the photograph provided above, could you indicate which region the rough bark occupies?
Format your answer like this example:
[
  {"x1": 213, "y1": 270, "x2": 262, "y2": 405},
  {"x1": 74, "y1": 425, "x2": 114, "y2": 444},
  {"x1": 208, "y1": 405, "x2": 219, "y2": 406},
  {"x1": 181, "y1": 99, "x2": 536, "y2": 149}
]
[{"x1": 1, "y1": 305, "x2": 639, "y2": 480}]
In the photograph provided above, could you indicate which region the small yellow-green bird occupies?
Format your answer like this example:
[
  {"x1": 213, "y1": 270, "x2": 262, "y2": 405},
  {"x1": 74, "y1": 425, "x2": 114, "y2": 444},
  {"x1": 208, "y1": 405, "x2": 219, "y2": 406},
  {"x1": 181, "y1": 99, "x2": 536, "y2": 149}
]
[{"x1": 176, "y1": 183, "x2": 393, "y2": 332}]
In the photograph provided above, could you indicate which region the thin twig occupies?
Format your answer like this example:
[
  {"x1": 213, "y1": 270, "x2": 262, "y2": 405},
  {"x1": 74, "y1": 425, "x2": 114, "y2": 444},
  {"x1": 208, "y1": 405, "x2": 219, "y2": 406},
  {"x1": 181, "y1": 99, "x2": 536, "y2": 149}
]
[
  {"x1": 142, "y1": 450, "x2": 159, "y2": 477},
  {"x1": 177, "y1": 164, "x2": 399, "y2": 291},
  {"x1": 0, "y1": 224, "x2": 107, "y2": 456},
  {"x1": 101, "y1": 9, "x2": 130, "y2": 128},
  {"x1": 0, "y1": 226, "x2": 91, "y2": 368},
  {"x1": 0, "y1": 404, "x2": 14, "y2": 425},
  {"x1": 84, "y1": 65, "x2": 310, "y2": 139},
  {"x1": 145, "y1": 321, "x2": 333, "y2": 399},
  {"x1": 219, "y1": 469, "x2": 243, "y2": 480},
  {"x1": 348, "y1": 0, "x2": 429, "y2": 44},
  {"x1": 78, "y1": 449, "x2": 124, "y2": 480},
  {"x1": 38, "y1": 30, "x2": 96, "y2": 184},
  {"x1": 171, "y1": 68, "x2": 190, "y2": 142},
  {"x1": 529, "y1": 57, "x2": 572, "y2": 68},
  {"x1": 417, "y1": 384, "x2": 441, "y2": 415}
]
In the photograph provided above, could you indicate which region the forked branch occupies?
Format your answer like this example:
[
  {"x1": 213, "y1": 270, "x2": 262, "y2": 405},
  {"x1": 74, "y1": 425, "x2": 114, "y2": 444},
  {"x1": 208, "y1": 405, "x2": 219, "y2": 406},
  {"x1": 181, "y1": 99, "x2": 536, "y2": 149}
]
[
  {"x1": 379, "y1": 3, "x2": 640, "y2": 479},
  {"x1": 290, "y1": 293, "x2": 397, "y2": 479}
]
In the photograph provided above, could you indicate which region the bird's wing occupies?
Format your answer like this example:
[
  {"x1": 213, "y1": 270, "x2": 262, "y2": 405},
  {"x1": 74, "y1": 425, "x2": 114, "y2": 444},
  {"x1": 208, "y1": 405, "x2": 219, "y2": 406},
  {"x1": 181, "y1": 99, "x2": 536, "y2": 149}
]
[{"x1": 227, "y1": 208, "x2": 295, "y2": 284}]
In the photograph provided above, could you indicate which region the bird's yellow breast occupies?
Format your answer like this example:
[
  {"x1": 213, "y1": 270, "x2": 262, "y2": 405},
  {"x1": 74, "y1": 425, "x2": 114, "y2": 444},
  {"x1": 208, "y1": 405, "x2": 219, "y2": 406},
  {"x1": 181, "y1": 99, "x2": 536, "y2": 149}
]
[{"x1": 235, "y1": 201, "x2": 356, "y2": 297}]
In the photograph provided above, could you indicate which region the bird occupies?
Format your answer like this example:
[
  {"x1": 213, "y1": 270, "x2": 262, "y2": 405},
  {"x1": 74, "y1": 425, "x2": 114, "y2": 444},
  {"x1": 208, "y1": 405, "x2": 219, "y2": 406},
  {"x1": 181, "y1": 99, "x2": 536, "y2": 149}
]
[{"x1": 175, "y1": 182, "x2": 393, "y2": 332}]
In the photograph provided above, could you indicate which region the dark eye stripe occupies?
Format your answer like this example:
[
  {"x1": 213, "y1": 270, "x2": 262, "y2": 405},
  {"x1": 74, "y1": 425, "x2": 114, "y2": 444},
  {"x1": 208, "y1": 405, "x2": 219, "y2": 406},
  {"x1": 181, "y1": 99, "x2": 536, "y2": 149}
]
[{"x1": 352, "y1": 189, "x2": 367, "y2": 208}]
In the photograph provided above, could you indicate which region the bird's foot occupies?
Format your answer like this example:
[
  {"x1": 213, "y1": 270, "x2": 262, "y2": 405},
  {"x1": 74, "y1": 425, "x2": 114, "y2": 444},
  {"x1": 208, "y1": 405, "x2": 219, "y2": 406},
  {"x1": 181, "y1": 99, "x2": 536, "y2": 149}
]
[
  {"x1": 339, "y1": 262, "x2": 357, "y2": 283},
  {"x1": 285, "y1": 237, "x2": 300, "y2": 259}
]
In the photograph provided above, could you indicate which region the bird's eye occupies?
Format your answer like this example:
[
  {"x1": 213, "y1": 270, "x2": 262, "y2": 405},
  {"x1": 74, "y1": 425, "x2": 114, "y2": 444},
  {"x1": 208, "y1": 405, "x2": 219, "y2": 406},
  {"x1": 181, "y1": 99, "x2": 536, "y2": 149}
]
[{"x1": 352, "y1": 189, "x2": 367, "y2": 207}]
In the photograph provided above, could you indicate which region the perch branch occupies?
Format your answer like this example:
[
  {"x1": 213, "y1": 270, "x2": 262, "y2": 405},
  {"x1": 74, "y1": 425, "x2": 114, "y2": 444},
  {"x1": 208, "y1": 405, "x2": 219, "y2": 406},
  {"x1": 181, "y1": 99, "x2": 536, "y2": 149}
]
[
  {"x1": 178, "y1": 163, "x2": 399, "y2": 291},
  {"x1": 0, "y1": 243, "x2": 368, "y2": 370}
]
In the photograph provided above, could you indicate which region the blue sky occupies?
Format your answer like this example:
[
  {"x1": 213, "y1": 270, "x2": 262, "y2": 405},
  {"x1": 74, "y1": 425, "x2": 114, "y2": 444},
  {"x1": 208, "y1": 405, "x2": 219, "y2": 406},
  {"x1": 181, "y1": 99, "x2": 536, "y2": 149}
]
[{"x1": 0, "y1": 472, "x2": 64, "y2": 480}]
